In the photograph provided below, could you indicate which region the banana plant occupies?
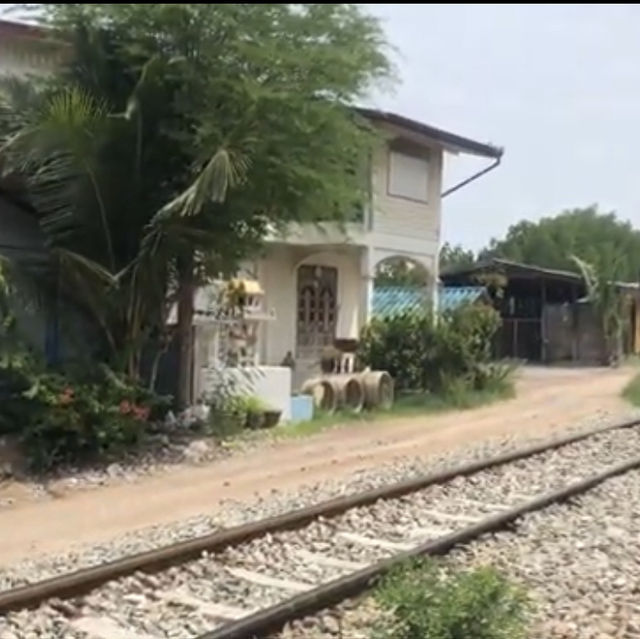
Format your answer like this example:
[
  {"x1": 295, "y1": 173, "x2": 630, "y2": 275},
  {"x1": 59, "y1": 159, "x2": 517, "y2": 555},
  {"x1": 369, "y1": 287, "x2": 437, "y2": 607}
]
[{"x1": 570, "y1": 252, "x2": 630, "y2": 366}]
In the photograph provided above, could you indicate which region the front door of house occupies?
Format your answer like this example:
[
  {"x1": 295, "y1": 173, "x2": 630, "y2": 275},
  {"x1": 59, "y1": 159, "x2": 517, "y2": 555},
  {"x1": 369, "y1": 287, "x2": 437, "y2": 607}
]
[{"x1": 296, "y1": 265, "x2": 338, "y2": 359}]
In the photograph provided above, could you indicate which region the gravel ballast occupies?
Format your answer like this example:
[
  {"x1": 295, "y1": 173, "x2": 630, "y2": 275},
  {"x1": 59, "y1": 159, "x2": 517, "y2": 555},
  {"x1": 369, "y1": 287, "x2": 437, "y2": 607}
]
[
  {"x1": 0, "y1": 410, "x2": 633, "y2": 590},
  {"x1": 2, "y1": 412, "x2": 640, "y2": 638},
  {"x1": 282, "y1": 464, "x2": 640, "y2": 638}
]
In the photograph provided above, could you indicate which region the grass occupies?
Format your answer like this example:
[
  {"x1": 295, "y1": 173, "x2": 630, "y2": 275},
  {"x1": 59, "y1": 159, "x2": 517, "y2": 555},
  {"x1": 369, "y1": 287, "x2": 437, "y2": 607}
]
[
  {"x1": 622, "y1": 370, "x2": 640, "y2": 406},
  {"x1": 373, "y1": 558, "x2": 531, "y2": 639},
  {"x1": 275, "y1": 379, "x2": 515, "y2": 440}
]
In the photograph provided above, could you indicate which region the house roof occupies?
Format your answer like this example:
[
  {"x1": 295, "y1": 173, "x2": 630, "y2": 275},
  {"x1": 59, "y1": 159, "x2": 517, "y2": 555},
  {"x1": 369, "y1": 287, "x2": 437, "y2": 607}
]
[
  {"x1": 357, "y1": 108, "x2": 503, "y2": 159},
  {"x1": 441, "y1": 257, "x2": 584, "y2": 284},
  {"x1": 441, "y1": 257, "x2": 640, "y2": 296},
  {"x1": 0, "y1": 19, "x2": 46, "y2": 40},
  {"x1": 372, "y1": 286, "x2": 486, "y2": 317}
]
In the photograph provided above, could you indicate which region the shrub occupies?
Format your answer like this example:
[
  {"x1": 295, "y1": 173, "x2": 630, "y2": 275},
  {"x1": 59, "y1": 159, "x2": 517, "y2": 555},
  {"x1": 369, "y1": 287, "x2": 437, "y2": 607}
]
[
  {"x1": 373, "y1": 559, "x2": 530, "y2": 639},
  {"x1": 0, "y1": 261, "x2": 172, "y2": 470},
  {"x1": 0, "y1": 357, "x2": 171, "y2": 471},
  {"x1": 358, "y1": 303, "x2": 503, "y2": 393}
]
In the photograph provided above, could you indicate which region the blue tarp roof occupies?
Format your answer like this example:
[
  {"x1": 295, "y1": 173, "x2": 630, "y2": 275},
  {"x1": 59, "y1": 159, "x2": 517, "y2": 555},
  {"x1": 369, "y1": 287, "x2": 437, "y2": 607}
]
[{"x1": 372, "y1": 286, "x2": 486, "y2": 317}]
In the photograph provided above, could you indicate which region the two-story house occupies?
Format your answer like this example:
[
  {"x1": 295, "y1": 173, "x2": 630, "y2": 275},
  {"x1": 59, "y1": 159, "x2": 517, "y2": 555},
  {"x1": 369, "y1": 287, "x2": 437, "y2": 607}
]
[
  {"x1": 1, "y1": 18, "x2": 504, "y2": 396},
  {"x1": 246, "y1": 109, "x2": 502, "y2": 386}
]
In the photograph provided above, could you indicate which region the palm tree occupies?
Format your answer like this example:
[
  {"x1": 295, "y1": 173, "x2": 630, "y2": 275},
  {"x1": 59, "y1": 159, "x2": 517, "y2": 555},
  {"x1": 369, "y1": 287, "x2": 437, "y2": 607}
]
[
  {"x1": 1, "y1": 3, "x2": 391, "y2": 407},
  {"x1": 0, "y1": 34, "x2": 246, "y2": 388}
]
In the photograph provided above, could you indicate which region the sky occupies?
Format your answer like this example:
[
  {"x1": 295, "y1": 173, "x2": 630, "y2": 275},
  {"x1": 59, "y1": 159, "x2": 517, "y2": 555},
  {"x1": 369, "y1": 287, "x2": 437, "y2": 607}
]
[
  {"x1": 365, "y1": 4, "x2": 640, "y2": 250},
  {"x1": 5, "y1": 4, "x2": 640, "y2": 251}
]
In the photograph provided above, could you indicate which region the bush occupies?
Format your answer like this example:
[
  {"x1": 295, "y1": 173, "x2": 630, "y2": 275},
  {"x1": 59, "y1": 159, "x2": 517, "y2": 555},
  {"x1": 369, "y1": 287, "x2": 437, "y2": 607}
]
[
  {"x1": 358, "y1": 304, "x2": 504, "y2": 393},
  {"x1": 373, "y1": 559, "x2": 530, "y2": 639},
  {"x1": 0, "y1": 261, "x2": 171, "y2": 470},
  {"x1": 0, "y1": 357, "x2": 171, "y2": 471}
]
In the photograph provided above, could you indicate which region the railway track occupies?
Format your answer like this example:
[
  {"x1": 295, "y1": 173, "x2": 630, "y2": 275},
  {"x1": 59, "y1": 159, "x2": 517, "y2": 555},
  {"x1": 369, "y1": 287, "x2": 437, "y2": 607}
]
[{"x1": 2, "y1": 417, "x2": 640, "y2": 639}]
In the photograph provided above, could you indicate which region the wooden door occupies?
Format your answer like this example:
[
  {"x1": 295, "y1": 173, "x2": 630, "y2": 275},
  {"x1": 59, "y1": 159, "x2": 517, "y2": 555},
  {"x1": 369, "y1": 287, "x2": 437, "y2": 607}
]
[{"x1": 296, "y1": 265, "x2": 338, "y2": 358}]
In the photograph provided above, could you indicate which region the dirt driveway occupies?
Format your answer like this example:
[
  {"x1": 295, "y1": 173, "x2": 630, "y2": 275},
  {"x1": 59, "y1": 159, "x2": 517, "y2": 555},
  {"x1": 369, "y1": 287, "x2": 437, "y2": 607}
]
[{"x1": 0, "y1": 365, "x2": 636, "y2": 565}]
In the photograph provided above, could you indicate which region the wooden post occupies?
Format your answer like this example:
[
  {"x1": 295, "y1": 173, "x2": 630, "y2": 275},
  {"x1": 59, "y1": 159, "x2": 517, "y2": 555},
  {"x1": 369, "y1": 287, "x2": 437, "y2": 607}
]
[
  {"x1": 571, "y1": 284, "x2": 578, "y2": 361},
  {"x1": 540, "y1": 278, "x2": 547, "y2": 362}
]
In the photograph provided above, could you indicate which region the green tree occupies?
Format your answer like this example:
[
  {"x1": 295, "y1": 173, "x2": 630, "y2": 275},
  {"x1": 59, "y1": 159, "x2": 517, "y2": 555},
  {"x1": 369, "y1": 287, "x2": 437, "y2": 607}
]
[
  {"x1": 439, "y1": 242, "x2": 475, "y2": 272},
  {"x1": 1, "y1": 4, "x2": 391, "y2": 406},
  {"x1": 480, "y1": 206, "x2": 640, "y2": 281},
  {"x1": 375, "y1": 259, "x2": 427, "y2": 288}
]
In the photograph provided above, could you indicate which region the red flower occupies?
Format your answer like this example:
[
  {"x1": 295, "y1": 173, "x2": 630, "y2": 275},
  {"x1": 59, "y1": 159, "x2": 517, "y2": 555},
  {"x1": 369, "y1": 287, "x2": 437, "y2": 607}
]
[
  {"x1": 132, "y1": 404, "x2": 150, "y2": 421},
  {"x1": 59, "y1": 387, "x2": 74, "y2": 405},
  {"x1": 119, "y1": 400, "x2": 132, "y2": 415}
]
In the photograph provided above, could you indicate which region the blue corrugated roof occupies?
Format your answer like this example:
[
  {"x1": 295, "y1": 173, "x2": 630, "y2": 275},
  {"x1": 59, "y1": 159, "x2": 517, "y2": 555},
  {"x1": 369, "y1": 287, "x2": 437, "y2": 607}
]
[
  {"x1": 372, "y1": 286, "x2": 486, "y2": 317},
  {"x1": 440, "y1": 286, "x2": 486, "y2": 312},
  {"x1": 373, "y1": 287, "x2": 427, "y2": 317}
]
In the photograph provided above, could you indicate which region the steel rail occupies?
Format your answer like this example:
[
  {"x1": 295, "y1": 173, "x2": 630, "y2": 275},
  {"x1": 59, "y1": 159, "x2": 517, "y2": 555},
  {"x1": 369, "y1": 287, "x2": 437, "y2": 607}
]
[
  {"x1": 200, "y1": 454, "x2": 640, "y2": 639},
  {"x1": 0, "y1": 416, "x2": 637, "y2": 614}
]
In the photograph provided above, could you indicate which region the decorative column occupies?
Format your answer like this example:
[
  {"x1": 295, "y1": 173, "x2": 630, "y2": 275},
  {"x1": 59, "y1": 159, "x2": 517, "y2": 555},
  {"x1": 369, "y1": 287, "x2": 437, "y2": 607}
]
[{"x1": 359, "y1": 247, "x2": 375, "y2": 328}]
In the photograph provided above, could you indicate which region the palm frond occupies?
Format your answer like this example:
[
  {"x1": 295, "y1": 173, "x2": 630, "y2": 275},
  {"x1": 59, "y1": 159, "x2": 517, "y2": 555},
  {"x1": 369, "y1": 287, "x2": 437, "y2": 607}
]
[
  {"x1": 53, "y1": 247, "x2": 119, "y2": 287},
  {"x1": 1, "y1": 87, "x2": 117, "y2": 269},
  {"x1": 2, "y1": 87, "x2": 106, "y2": 161},
  {"x1": 570, "y1": 254, "x2": 598, "y2": 301},
  {"x1": 156, "y1": 147, "x2": 250, "y2": 219}
]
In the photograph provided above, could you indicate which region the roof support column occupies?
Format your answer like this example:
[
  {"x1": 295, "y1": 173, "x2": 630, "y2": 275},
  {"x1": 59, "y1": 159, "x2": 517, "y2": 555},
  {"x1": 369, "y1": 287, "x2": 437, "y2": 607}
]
[{"x1": 360, "y1": 247, "x2": 374, "y2": 329}]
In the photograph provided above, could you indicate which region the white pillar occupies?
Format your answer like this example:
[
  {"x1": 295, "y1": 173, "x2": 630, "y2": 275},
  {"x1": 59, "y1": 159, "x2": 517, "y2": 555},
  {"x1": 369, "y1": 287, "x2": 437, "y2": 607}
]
[{"x1": 360, "y1": 247, "x2": 374, "y2": 328}]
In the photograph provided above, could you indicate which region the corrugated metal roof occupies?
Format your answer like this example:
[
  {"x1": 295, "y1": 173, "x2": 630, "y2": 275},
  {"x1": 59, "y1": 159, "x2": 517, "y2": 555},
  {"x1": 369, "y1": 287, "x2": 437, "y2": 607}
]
[
  {"x1": 373, "y1": 287, "x2": 428, "y2": 317},
  {"x1": 372, "y1": 286, "x2": 485, "y2": 317},
  {"x1": 440, "y1": 286, "x2": 487, "y2": 311},
  {"x1": 441, "y1": 257, "x2": 583, "y2": 282}
]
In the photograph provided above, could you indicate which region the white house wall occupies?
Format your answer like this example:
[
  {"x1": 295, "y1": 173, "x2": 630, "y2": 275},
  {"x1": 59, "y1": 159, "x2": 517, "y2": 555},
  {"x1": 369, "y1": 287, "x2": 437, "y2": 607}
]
[
  {"x1": 272, "y1": 126, "x2": 444, "y2": 291},
  {"x1": 258, "y1": 245, "x2": 362, "y2": 367},
  {"x1": 370, "y1": 140, "x2": 443, "y2": 246},
  {"x1": 0, "y1": 32, "x2": 61, "y2": 77}
]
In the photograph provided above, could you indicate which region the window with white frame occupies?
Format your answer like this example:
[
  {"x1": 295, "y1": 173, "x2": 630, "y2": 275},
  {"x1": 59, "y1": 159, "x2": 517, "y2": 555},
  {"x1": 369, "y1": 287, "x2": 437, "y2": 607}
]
[{"x1": 387, "y1": 149, "x2": 429, "y2": 202}]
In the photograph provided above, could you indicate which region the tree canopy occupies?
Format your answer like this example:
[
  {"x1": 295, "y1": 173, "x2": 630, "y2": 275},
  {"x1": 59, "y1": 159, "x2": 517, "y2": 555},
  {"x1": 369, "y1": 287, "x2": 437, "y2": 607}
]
[
  {"x1": 480, "y1": 206, "x2": 640, "y2": 281},
  {"x1": 439, "y1": 242, "x2": 475, "y2": 272},
  {"x1": 1, "y1": 3, "x2": 391, "y2": 402}
]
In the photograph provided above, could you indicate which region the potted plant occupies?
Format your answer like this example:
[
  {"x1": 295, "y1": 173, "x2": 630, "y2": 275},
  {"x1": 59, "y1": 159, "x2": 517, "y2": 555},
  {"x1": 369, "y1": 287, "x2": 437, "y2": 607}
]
[
  {"x1": 243, "y1": 396, "x2": 266, "y2": 430},
  {"x1": 262, "y1": 405, "x2": 282, "y2": 428}
]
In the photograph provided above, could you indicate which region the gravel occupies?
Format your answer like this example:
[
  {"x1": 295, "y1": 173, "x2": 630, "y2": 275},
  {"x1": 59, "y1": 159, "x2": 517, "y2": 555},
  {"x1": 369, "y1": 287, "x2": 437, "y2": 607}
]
[
  {"x1": 281, "y1": 465, "x2": 640, "y2": 638},
  {"x1": 2, "y1": 411, "x2": 640, "y2": 638},
  {"x1": 447, "y1": 471, "x2": 640, "y2": 639},
  {"x1": 2, "y1": 409, "x2": 634, "y2": 591}
]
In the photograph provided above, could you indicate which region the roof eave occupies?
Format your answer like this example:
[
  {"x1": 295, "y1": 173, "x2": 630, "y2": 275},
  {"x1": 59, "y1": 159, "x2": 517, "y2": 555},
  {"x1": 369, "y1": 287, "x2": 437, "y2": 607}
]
[{"x1": 356, "y1": 107, "x2": 503, "y2": 160}]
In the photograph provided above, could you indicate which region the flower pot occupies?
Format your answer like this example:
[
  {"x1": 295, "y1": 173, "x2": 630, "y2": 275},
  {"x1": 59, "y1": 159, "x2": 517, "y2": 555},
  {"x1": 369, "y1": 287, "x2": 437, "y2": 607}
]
[
  {"x1": 245, "y1": 411, "x2": 265, "y2": 430},
  {"x1": 262, "y1": 410, "x2": 282, "y2": 428}
]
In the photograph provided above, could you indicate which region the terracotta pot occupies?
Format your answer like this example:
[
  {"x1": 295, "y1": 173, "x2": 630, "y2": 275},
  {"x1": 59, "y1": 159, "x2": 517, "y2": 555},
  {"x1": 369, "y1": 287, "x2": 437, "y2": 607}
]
[
  {"x1": 263, "y1": 410, "x2": 282, "y2": 428},
  {"x1": 245, "y1": 412, "x2": 265, "y2": 430}
]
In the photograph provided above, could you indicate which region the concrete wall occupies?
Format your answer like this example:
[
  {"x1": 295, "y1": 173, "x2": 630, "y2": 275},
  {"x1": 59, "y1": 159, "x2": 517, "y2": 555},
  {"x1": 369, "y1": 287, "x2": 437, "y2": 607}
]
[{"x1": 0, "y1": 26, "x2": 62, "y2": 77}]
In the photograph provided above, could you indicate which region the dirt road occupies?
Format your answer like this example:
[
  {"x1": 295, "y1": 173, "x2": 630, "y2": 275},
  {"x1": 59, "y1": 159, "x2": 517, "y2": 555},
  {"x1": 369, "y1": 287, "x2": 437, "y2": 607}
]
[{"x1": 0, "y1": 366, "x2": 635, "y2": 565}]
